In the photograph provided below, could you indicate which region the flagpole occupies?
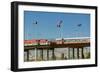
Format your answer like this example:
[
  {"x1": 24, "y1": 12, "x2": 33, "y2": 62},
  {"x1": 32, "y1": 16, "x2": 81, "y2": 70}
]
[
  {"x1": 33, "y1": 21, "x2": 38, "y2": 61},
  {"x1": 57, "y1": 20, "x2": 63, "y2": 39},
  {"x1": 77, "y1": 24, "x2": 82, "y2": 37}
]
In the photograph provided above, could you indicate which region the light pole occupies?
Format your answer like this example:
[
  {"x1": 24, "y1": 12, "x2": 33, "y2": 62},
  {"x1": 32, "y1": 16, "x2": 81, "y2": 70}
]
[
  {"x1": 57, "y1": 20, "x2": 63, "y2": 39},
  {"x1": 33, "y1": 20, "x2": 38, "y2": 61},
  {"x1": 76, "y1": 24, "x2": 83, "y2": 59},
  {"x1": 77, "y1": 24, "x2": 82, "y2": 37}
]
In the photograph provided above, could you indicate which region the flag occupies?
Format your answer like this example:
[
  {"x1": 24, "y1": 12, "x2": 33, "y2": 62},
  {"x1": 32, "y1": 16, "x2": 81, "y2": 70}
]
[
  {"x1": 57, "y1": 20, "x2": 63, "y2": 28},
  {"x1": 33, "y1": 21, "x2": 38, "y2": 24},
  {"x1": 35, "y1": 21, "x2": 37, "y2": 24},
  {"x1": 77, "y1": 24, "x2": 82, "y2": 27}
]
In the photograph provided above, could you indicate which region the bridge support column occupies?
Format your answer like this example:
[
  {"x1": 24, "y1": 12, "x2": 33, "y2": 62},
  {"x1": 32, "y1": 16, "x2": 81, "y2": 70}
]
[
  {"x1": 81, "y1": 47, "x2": 84, "y2": 59},
  {"x1": 47, "y1": 49, "x2": 49, "y2": 60},
  {"x1": 35, "y1": 48, "x2": 38, "y2": 61},
  {"x1": 27, "y1": 50, "x2": 29, "y2": 61},
  {"x1": 68, "y1": 48, "x2": 70, "y2": 59},
  {"x1": 52, "y1": 48, "x2": 55, "y2": 60},
  {"x1": 77, "y1": 48, "x2": 79, "y2": 59},
  {"x1": 36, "y1": 48, "x2": 38, "y2": 61},
  {"x1": 40, "y1": 48, "x2": 43, "y2": 60},
  {"x1": 72, "y1": 48, "x2": 75, "y2": 59}
]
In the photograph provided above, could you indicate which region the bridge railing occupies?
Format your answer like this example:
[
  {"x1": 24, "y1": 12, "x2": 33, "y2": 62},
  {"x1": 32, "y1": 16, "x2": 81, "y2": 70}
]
[{"x1": 24, "y1": 39, "x2": 90, "y2": 46}]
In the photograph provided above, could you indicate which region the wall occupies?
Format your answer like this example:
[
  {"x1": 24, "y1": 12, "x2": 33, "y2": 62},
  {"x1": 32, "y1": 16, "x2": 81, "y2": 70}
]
[{"x1": 0, "y1": 0, "x2": 99, "y2": 73}]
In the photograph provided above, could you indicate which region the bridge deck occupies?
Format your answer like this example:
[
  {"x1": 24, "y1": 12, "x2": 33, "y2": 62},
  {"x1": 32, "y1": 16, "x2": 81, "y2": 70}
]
[{"x1": 24, "y1": 42, "x2": 90, "y2": 50}]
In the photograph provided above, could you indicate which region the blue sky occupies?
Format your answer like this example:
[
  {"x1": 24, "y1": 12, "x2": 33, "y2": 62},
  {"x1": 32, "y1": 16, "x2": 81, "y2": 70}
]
[{"x1": 24, "y1": 11, "x2": 90, "y2": 40}]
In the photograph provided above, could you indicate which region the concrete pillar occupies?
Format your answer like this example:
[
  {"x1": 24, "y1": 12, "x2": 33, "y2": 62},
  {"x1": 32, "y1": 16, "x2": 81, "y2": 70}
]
[
  {"x1": 41, "y1": 48, "x2": 43, "y2": 60},
  {"x1": 72, "y1": 48, "x2": 75, "y2": 59},
  {"x1": 68, "y1": 48, "x2": 70, "y2": 59},
  {"x1": 81, "y1": 47, "x2": 84, "y2": 59},
  {"x1": 47, "y1": 49, "x2": 49, "y2": 60},
  {"x1": 36, "y1": 48, "x2": 38, "y2": 61},
  {"x1": 52, "y1": 48, "x2": 55, "y2": 60},
  {"x1": 77, "y1": 48, "x2": 79, "y2": 59},
  {"x1": 27, "y1": 50, "x2": 29, "y2": 61},
  {"x1": 35, "y1": 48, "x2": 38, "y2": 61}
]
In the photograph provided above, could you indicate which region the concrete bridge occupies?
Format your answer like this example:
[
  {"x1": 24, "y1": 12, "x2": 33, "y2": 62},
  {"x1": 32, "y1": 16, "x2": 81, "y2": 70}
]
[{"x1": 24, "y1": 37, "x2": 90, "y2": 61}]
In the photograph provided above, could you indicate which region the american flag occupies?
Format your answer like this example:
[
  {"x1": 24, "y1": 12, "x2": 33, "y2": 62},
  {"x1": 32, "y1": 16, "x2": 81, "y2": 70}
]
[
  {"x1": 57, "y1": 20, "x2": 63, "y2": 28},
  {"x1": 33, "y1": 21, "x2": 38, "y2": 24},
  {"x1": 77, "y1": 24, "x2": 82, "y2": 27}
]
